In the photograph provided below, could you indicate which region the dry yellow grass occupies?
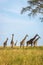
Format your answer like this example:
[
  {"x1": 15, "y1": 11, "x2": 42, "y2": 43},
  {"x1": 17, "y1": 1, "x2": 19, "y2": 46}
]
[{"x1": 0, "y1": 46, "x2": 43, "y2": 65}]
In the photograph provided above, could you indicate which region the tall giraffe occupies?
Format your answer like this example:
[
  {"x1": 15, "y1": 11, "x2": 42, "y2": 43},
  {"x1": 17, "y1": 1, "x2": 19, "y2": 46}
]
[
  {"x1": 3, "y1": 38, "x2": 8, "y2": 47},
  {"x1": 26, "y1": 34, "x2": 39, "y2": 46},
  {"x1": 33, "y1": 36, "x2": 40, "y2": 47},
  {"x1": 20, "y1": 34, "x2": 28, "y2": 48},
  {"x1": 11, "y1": 34, "x2": 14, "y2": 48}
]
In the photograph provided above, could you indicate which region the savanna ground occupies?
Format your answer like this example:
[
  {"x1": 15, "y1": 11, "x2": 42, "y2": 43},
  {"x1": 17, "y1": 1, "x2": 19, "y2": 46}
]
[{"x1": 0, "y1": 46, "x2": 43, "y2": 65}]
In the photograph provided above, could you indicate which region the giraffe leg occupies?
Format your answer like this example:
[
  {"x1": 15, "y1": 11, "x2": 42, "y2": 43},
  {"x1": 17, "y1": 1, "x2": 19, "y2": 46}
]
[
  {"x1": 20, "y1": 44, "x2": 21, "y2": 48},
  {"x1": 11, "y1": 44, "x2": 12, "y2": 48},
  {"x1": 11, "y1": 44, "x2": 13, "y2": 48},
  {"x1": 34, "y1": 43, "x2": 35, "y2": 47},
  {"x1": 26, "y1": 43, "x2": 28, "y2": 47},
  {"x1": 6, "y1": 43, "x2": 7, "y2": 46},
  {"x1": 11, "y1": 42, "x2": 14, "y2": 48},
  {"x1": 35, "y1": 42, "x2": 37, "y2": 47},
  {"x1": 4, "y1": 44, "x2": 6, "y2": 47},
  {"x1": 23, "y1": 44, "x2": 24, "y2": 48},
  {"x1": 4, "y1": 43, "x2": 6, "y2": 47},
  {"x1": 26, "y1": 43, "x2": 28, "y2": 49},
  {"x1": 4, "y1": 44, "x2": 5, "y2": 47},
  {"x1": 31, "y1": 43, "x2": 32, "y2": 47}
]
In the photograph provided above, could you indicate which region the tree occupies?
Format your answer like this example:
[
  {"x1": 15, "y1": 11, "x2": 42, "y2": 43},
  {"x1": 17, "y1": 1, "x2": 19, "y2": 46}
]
[{"x1": 21, "y1": 0, "x2": 43, "y2": 22}]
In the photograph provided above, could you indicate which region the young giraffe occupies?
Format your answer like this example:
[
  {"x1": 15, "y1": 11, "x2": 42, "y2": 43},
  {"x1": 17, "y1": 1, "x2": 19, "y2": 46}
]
[
  {"x1": 26, "y1": 34, "x2": 39, "y2": 47},
  {"x1": 3, "y1": 38, "x2": 8, "y2": 47},
  {"x1": 11, "y1": 34, "x2": 14, "y2": 48},
  {"x1": 20, "y1": 34, "x2": 28, "y2": 48},
  {"x1": 14, "y1": 40, "x2": 17, "y2": 46},
  {"x1": 33, "y1": 36, "x2": 40, "y2": 47}
]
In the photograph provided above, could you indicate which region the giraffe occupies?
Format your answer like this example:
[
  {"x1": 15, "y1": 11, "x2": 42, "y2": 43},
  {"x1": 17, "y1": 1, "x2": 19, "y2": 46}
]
[
  {"x1": 11, "y1": 34, "x2": 14, "y2": 48},
  {"x1": 3, "y1": 38, "x2": 8, "y2": 47},
  {"x1": 26, "y1": 34, "x2": 39, "y2": 47},
  {"x1": 33, "y1": 36, "x2": 40, "y2": 47},
  {"x1": 14, "y1": 40, "x2": 17, "y2": 46},
  {"x1": 20, "y1": 34, "x2": 28, "y2": 48}
]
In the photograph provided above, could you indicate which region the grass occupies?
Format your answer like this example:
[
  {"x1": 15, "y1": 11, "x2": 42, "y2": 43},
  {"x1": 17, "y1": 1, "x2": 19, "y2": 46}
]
[{"x1": 0, "y1": 46, "x2": 43, "y2": 65}]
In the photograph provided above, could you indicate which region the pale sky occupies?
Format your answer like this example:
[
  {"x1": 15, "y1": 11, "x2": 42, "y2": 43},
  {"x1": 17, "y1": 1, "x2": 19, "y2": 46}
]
[{"x1": 0, "y1": 0, "x2": 43, "y2": 46}]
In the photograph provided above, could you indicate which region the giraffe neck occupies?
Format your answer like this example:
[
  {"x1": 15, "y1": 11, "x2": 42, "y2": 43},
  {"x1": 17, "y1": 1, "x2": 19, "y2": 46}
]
[
  {"x1": 6, "y1": 39, "x2": 8, "y2": 43},
  {"x1": 23, "y1": 35, "x2": 27, "y2": 41},
  {"x1": 32, "y1": 35, "x2": 38, "y2": 40},
  {"x1": 12, "y1": 37, "x2": 13, "y2": 41},
  {"x1": 35, "y1": 37, "x2": 40, "y2": 42},
  {"x1": 12, "y1": 35, "x2": 14, "y2": 41}
]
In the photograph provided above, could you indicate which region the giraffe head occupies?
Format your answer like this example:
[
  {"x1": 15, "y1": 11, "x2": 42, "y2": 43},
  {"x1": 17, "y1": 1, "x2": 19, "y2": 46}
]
[
  {"x1": 12, "y1": 34, "x2": 14, "y2": 36},
  {"x1": 7, "y1": 38, "x2": 8, "y2": 41},
  {"x1": 26, "y1": 34, "x2": 28, "y2": 37},
  {"x1": 36, "y1": 34, "x2": 40, "y2": 37}
]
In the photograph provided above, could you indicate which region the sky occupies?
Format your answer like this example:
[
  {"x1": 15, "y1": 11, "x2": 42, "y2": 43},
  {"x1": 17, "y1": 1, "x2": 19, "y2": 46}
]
[{"x1": 0, "y1": 0, "x2": 43, "y2": 46}]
